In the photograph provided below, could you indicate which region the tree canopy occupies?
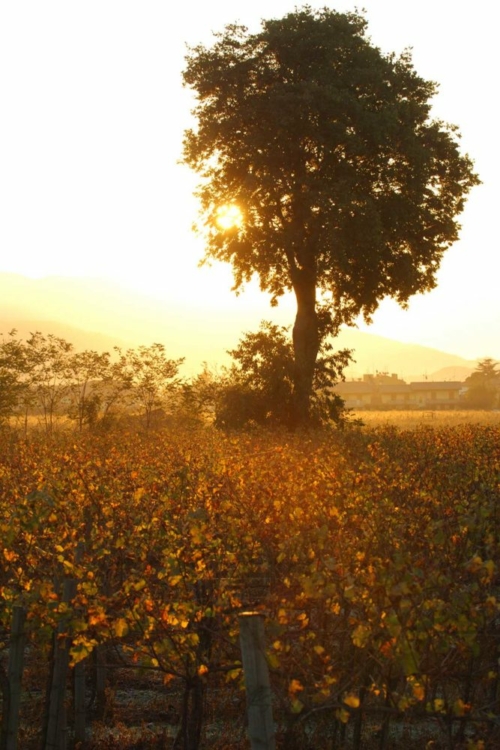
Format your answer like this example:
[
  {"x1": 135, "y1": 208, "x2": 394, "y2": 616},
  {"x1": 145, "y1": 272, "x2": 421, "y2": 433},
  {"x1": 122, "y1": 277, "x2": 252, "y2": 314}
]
[
  {"x1": 464, "y1": 358, "x2": 500, "y2": 409},
  {"x1": 182, "y1": 7, "x2": 479, "y2": 424},
  {"x1": 0, "y1": 331, "x2": 185, "y2": 432}
]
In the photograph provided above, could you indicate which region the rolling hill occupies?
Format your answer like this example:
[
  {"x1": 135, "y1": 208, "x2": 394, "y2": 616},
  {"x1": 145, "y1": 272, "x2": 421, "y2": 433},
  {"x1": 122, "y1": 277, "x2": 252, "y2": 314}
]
[{"x1": 0, "y1": 273, "x2": 478, "y2": 380}]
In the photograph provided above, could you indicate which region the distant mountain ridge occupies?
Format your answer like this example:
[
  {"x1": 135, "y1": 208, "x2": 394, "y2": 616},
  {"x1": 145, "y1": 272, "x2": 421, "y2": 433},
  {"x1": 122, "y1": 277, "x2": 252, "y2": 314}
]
[
  {"x1": 0, "y1": 273, "x2": 479, "y2": 379},
  {"x1": 0, "y1": 317, "x2": 131, "y2": 354},
  {"x1": 336, "y1": 331, "x2": 477, "y2": 382}
]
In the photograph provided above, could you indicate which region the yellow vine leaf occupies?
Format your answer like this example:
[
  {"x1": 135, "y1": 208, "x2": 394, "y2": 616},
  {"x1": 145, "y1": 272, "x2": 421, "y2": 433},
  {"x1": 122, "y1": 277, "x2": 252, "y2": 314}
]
[
  {"x1": 336, "y1": 707, "x2": 350, "y2": 724},
  {"x1": 344, "y1": 694, "x2": 360, "y2": 708},
  {"x1": 352, "y1": 623, "x2": 371, "y2": 648},
  {"x1": 289, "y1": 679, "x2": 304, "y2": 694},
  {"x1": 114, "y1": 618, "x2": 129, "y2": 637},
  {"x1": 290, "y1": 698, "x2": 304, "y2": 714}
]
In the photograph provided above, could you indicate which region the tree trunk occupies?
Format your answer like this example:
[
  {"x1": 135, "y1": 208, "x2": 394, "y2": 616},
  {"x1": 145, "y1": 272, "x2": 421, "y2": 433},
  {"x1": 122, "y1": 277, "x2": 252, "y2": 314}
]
[{"x1": 291, "y1": 268, "x2": 319, "y2": 427}]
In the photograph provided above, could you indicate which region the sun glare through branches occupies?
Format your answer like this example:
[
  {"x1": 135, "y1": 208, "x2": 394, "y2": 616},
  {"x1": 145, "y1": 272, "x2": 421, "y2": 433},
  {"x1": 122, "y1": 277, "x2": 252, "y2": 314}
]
[{"x1": 215, "y1": 204, "x2": 243, "y2": 230}]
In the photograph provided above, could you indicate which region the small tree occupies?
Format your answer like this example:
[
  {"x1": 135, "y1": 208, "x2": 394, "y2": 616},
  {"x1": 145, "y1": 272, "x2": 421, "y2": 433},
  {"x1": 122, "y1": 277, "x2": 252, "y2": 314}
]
[
  {"x1": 0, "y1": 330, "x2": 30, "y2": 425},
  {"x1": 463, "y1": 358, "x2": 500, "y2": 409},
  {"x1": 179, "y1": 365, "x2": 221, "y2": 426},
  {"x1": 214, "y1": 321, "x2": 352, "y2": 429},
  {"x1": 97, "y1": 348, "x2": 135, "y2": 427},
  {"x1": 126, "y1": 343, "x2": 184, "y2": 429},
  {"x1": 183, "y1": 7, "x2": 480, "y2": 425},
  {"x1": 67, "y1": 350, "x2": 111, "y2": 431},
  {"x1": 25, "y1": 332, "x2": 74, "y2": 432},
  {"x1": 0, "y1": 370, "x2": 18, "y2": 424}
]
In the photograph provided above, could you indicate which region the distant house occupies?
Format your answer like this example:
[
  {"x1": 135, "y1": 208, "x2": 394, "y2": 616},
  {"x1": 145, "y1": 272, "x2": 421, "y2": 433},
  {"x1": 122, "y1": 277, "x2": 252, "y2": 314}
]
[
  {"x1": 334, "y1": 374, "x2": 465, "y2": 409},
  {"x1": 334, "y1": 380, "x2": 378, "y2": 408},
  {"x1": 408, "y1": 381, "x2": 465, "y2": 408}
]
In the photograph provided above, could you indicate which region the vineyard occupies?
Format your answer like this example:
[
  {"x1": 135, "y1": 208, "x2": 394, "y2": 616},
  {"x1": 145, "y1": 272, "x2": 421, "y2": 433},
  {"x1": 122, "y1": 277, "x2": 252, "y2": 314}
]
[{"x1": 1, "y1": 422, "x2": 500, "y2": 749}]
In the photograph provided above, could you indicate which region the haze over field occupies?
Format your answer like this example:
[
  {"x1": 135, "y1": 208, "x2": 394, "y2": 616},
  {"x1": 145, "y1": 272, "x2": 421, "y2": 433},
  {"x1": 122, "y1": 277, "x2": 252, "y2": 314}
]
[
  {"x1": 0, "y1": 1, "x2": 498, "y2": 363},
  {"x1": 0, "y1": 274, "x2": 478, "y2": 382}
]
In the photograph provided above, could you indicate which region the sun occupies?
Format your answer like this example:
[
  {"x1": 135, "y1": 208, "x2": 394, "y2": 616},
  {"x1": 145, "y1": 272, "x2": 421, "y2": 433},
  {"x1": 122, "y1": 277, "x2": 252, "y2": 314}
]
[{"x1": 215, "y1": 204, "x2": 243, "y2": 230}]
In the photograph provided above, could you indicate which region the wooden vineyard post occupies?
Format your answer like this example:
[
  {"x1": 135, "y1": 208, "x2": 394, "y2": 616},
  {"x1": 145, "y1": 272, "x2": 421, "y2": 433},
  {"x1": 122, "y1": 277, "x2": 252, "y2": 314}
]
[
  {"x1": 94, "y1": 646, "x2": 107, "y2": 720},
  {"x1": 73, "y1": 660, "x2": 85, "y2": 747},
  {"x1": 238, "y1": 612, "x2": 276, "y2": 750},
  {"x1": 3, "y1": 605, "x2": 27, "y2": 750},
  {"x1": 72, "y1": 542, "x2": 86, "y2": 747},
  {"x1": 44, "y1": 578, "x2": 76, "y2": 750}
]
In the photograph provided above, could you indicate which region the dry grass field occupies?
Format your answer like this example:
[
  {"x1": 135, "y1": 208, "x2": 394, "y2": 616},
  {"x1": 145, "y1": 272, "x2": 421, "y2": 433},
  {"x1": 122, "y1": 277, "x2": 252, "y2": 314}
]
[{"x1": 351, "y1": 408, "x2": 500, "y2": 429}]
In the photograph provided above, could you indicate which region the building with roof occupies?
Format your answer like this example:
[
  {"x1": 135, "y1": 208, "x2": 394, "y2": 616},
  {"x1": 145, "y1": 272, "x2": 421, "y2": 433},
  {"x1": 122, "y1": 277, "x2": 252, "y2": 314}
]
[{"x1": 334, "y1": 374, "x2": 466, "y2": 409}]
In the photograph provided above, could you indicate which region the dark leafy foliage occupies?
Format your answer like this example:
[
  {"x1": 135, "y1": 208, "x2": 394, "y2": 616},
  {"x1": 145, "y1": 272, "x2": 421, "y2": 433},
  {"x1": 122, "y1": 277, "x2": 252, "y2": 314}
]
[{"x1": 214, "y1": 321, "x2": 353, "y2": 429}]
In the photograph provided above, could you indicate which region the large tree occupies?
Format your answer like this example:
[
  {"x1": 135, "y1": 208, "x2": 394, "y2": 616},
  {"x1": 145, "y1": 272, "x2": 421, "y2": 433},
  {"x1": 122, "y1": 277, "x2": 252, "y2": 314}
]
[{"x1": 182, "y1": 7, "x2": 479, "y2": 424}]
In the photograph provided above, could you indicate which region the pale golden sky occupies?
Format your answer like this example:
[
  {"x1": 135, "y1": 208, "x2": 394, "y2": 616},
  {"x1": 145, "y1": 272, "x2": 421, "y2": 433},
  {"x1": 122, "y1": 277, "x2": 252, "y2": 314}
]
[{"x1": 0, "y1": 1, "x2": 497, "y2": 359}]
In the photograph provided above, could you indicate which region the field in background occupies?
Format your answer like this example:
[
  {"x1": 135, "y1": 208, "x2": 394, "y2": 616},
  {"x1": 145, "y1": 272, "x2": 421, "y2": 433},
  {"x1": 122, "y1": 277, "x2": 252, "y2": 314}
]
[
  {"x1": 353, "y1": 409, "x2": 500, "y2": 429},
  {"x1": 9, "y1": 409, "x2": 500, "y2": 434}
]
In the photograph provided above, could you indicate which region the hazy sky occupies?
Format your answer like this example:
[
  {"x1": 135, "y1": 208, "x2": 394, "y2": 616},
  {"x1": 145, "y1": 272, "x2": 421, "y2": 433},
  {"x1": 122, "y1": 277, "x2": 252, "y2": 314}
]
[{"x1": 0, "y1": 1, "x2": 497, "y2": 359}]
